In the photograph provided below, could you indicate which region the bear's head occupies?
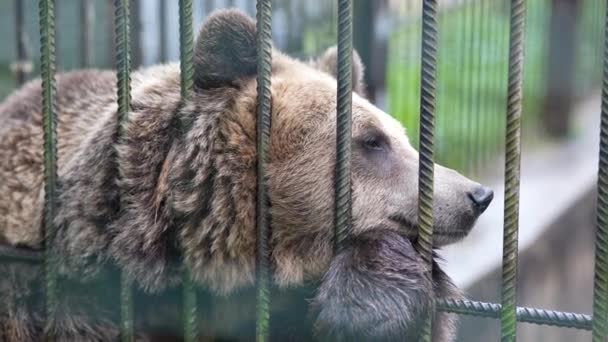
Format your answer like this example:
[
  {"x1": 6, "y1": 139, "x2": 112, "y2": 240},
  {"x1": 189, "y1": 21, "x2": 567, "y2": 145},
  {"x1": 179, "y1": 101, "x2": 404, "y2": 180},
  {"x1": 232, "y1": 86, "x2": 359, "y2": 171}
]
[{"x1": 153, "y1": 9, "x2": 493, "y2": 288}]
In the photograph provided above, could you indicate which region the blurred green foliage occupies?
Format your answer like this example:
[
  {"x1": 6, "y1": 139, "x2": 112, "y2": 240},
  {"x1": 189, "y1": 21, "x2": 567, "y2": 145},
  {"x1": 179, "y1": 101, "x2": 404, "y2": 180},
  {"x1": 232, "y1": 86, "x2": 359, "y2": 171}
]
[{"x1": 386, "y1": 0, "x2": 601, "y2": 175}]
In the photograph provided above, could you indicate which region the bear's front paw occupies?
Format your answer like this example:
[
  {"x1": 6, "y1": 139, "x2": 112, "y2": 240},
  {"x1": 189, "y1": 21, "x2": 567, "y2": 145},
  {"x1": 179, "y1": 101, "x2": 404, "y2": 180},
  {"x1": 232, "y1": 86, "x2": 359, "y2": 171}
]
[{"x1": 311, "y1": 229, "x2": 433, "y2": 342}]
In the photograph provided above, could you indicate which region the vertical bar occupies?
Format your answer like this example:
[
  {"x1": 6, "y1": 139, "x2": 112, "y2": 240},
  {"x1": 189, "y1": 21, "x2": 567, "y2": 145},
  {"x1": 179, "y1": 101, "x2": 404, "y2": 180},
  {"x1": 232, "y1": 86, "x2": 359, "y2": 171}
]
[
  {"x1": 592, "y1": 1, "x2": 608, "y2": 339},
  {"x1": 448, "y1": 0, "x2": 469, "y2": 171},
  {"x1": 205, "y1": 0, "x2": 215, "y2": 16},
  {"x1": 476, "y1": 0, "x2": 490, "y2": 172},
  {"x1": 80, "y1": 0, "x2": 95, "y2": 67},
  {"x1": 334, "y1": 0, "x2": 352, "y2": 253},
  {"x1": 15, "y1": 0, "x2": 29, "y2": 85},
  {"x1": 458, "y1": 0, "x2": 475, "y2": 172},
  {"x1": 39, "y1": 0, "x2": 58, "y2": 338},
  {"x1": 256, "y1": 0, "x2": 272, "y2": 341},
  {"x1": 130, "y1": 0, "x2": 143, "y2": 68},
  {"x1": 464, "y1": 0, "x2": 478, "y2": 174},
  {"x1": 486, "y1": 0, "x2": 500, "y2": 164},
  {"x1": 470, "y1": 0, "x2": 484, "y2": 174},
  {"x1": 107, "y1": 0, "x2": 116, "y2": 68},
  {"x1": 500, "y1": 0, "x2": 526, "y2": 340},
  {"x1": 178, "y1": 1, "x2": 198, "y2": 341},
  {"x1": 417, "y1": 0, "x2": 438, "y2": 340},
  {"x1": 499, "y1": 0, "x2": 510, "y2": 152},
  {"x1": 159, "y1": 0, "x2": 168, "y2": 63},
  {"x1": 114, "y1": 0, "x2": 134, "y2": 341}
]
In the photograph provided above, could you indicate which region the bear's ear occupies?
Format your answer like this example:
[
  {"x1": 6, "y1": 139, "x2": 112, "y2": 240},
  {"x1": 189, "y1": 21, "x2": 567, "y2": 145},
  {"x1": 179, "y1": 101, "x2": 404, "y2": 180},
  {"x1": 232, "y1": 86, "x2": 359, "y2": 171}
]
[
  {"x1": 313, "y1": 46, "x2": 366, "y2": 96},
  {"x1": 194, "y1": 9, "x2": 257, "y2": 88}
]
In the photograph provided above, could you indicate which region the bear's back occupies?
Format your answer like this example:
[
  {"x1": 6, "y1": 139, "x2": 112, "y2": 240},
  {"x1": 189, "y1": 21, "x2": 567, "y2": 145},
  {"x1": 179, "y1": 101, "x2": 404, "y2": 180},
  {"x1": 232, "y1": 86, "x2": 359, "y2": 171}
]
[{"x1": 0, "y1": 70, "x2": 117, "y2": 246}]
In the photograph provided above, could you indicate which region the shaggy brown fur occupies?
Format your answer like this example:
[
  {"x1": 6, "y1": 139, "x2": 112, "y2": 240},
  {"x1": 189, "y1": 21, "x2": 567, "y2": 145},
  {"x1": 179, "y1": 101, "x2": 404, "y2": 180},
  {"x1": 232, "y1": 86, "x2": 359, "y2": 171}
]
[{"x1": 0, "y1": 9, "x2": 491, "y2": 341}]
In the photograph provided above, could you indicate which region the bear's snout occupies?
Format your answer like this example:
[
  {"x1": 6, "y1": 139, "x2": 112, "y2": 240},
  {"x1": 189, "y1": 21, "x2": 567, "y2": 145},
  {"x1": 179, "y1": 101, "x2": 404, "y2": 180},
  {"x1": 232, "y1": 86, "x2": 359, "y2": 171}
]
[{"x1": 467, "y1": 185, "x2": 494, "y2": 214}]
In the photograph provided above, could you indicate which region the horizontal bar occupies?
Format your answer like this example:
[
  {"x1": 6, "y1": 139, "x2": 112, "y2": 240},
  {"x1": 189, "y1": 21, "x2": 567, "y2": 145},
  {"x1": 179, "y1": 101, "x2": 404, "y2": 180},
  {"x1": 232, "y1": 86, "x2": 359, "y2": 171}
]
[
  {"x1": 437, "y1": 298, "x2": 593, "y2": 331},
  {"x1": 0, "y1": 245, "x2": 44, "y2": 263}
]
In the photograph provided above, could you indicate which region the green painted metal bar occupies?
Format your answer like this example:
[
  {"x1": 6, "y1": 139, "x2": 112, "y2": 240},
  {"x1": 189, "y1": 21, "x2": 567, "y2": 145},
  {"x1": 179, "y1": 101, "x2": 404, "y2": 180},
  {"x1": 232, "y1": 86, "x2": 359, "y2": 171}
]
[
  {"x1": 114, "y1": 0, "x2": 134, "y2": 340},
  {"x1": 501, "y1": 0, "x2": 526, "y2": 340},
  {"x1": 178, "y1": 0, "x2": 198, "y2": 341},
  {"x1": 417, "y1": 0, "x2": 438, "y2": 340},
  {"x1": 38, "y1": 0, "x2": 58, "y2": 338},
  {"x1": 178, "y1": 0, "x2": 197, "y2": 329},
  {"x1": 334, "y1": 0, "x2": 353, "y2": 253},
  {"x1": 437, "y1": 298, "x2": 593, "y2": 331},
  {"x1": 255, "y1": 0, "x2": 272, "y2": 341},
  {"x1": 592, "y1": 0, "x2": 608, "y2": 339}
]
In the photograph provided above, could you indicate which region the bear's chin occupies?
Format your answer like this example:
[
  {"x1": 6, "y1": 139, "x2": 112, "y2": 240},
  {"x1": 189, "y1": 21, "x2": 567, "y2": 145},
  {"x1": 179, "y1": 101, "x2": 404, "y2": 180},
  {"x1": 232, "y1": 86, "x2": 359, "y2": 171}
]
[{"x1": 310, "y1": 229, "x2": 461, "y2": 342}]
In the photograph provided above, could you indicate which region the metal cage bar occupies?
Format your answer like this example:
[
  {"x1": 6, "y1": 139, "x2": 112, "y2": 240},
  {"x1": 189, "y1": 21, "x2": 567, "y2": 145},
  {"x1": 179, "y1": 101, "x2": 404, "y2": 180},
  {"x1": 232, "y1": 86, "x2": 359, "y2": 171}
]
[
  {"x1": 501, "y1": 0, "x2": 526, "y2": 340},
  {"x1": 255, "y1": 0, "x2": 272, "y2": 341},
  {"x1": 113, "y1": 0, "x2": 134, "y2": 340},
  {"x1": 334, "y1": 0, "x2": 353, "y2": 253},
  {"x1": 38, "y1": 0, "x2": 58, "y2": 338},
  {"x1": 178, "y1": 0, "x2": 198, "y2": 341},
  {"x1": 592, "y1": 0, "x2": 608, "y2": 339},
  {"x1": 417, "y1": 0, "x2": 439, "y2": 340},
  {"x1": 437, "y1": 298, "x2": 593, "y2": 331},
  {"x1": 0, "y1": 0, "x2": 604, "y2": 339}
]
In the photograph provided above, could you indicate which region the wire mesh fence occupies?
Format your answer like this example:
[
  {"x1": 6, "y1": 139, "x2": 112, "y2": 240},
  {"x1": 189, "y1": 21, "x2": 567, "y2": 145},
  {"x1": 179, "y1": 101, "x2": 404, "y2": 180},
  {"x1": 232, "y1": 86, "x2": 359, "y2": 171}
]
[{"x1": 0, "y1": 0, "x2": 607, "y2": 340}]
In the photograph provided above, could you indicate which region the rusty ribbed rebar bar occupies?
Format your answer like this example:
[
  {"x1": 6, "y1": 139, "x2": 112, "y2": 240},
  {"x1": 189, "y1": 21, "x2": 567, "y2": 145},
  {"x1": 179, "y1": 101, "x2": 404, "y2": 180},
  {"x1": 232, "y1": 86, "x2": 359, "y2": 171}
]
[
  {"x1": 179, "y1": 1, "x2": 198, "y2": 341},
  {"x1": 417, "y1": 0, "x2": 438, "y2": 340},
  {"x1": 114, "y1": 0, "x2": 134, "y2": 340},
  {"x1": 179, "y1": 0, "x2": 197, "y2": 339},
  {"x1": 38, "y1": 0, "x2": 58, "y2": 338},
  {"x1": 255, "y1": 0, "x2": 272, "y2": 341},
  {"x1": 334, "y1": 0, "x2": 353, "y2": 253},
  {"x1": 501, "y1": 0, "x2": 526, "y2": 341},
  {"x1": 437, "y1": 298, "x2": 593, "y2": 331},
  {"x1": 593, "y1": 0, "x2": 608, "y2": 339}
]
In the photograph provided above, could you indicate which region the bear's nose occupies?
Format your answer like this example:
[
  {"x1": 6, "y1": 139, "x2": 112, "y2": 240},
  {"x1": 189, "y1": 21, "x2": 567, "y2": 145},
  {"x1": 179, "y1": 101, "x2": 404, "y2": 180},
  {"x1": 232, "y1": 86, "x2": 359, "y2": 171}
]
[{"x1": 468, "y1": 186, "x2": 494, "y2": 213}]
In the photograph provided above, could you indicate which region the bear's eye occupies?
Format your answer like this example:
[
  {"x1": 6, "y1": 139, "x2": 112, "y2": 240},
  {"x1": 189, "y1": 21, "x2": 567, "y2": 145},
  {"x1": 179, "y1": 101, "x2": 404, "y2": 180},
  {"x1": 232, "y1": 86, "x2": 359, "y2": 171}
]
[{"x1": 362, "y1": 133, "x2": 389, "y2": 152}]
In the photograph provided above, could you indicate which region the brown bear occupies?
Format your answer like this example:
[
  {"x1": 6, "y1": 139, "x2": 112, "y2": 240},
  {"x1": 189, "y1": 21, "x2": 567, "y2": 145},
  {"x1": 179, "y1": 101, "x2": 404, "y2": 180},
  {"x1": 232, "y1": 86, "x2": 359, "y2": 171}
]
[{"x1": 0, "y1": 9, "x2": 493, "y2": 342}]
